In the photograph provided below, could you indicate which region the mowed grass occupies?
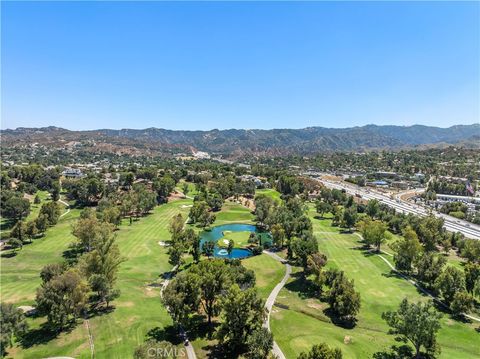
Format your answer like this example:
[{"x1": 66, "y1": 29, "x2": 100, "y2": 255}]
[
  {"x1": 271, "y1": 207, "x2": 480, "y2": 359},
  {"x1": 214, "y1": 200, "x2": 254, "y2": 225},
  {"x1": 256, "y1": 188, "x2": 282, "y2": 203},
  {"x1": 3, "y1": 193, "x2": 277, "y2": 358},
  {"x1": 220, "y1": 231, "x2": 251, "y2": 248},
  {"x1": 4, "y1": 199, "x2": 193, "y2": 358},
  {"x1": 243, "y1": 254, "x2": 285, "y2": 300},
  {"x1": 1, "y1": 206, "x2": 80, "y2": 306}
]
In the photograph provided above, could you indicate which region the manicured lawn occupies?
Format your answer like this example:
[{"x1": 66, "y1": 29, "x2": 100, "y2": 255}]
[
  {"x1": 214, "y1": 201, "x2": 254, "y2": 225},
  {"x1": 2, "y1": 194, "x2": 279, "y2": 358},
  {"x1": 1, "y1": 207, "x2": 81, "y2": 306},
  {"x1": 3, "y1": 199, "x2": 192, "y2": 358},
  {"x1": 219, "y1": 231, "x2": 252, "y2": 248},
  {"x1": 270, "y1": 210, "x2": 480, "y2": 359},
  {"x1": 256, "y1": 188, "x2": 282, "y2": 203},
  {"x1": 243, "y1": 254, "x2": 285, "y2": 300}
]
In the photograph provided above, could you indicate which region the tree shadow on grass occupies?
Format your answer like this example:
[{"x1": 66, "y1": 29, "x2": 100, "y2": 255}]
[
  {"x1": 19, "y1": 322, "x2": 74, "y2": 349},
  {"x1": 284, "y1": 272, "x2": 318, "y2": 300},
  {"x1": 373, "y1": 344, "x2": 414, "y2": 359},
  {"x1": 62, "y1": 244, "x2": 83, "y2": 265},
  {"x1": 146, "y1": 325, "x2": 182, "y2": 345},
  {"x1": 1, "y1": 250, "x2": 17, "y2": 258},
  {"x1": 322, "y1": 307, "x2": 357, "y2": 329}
]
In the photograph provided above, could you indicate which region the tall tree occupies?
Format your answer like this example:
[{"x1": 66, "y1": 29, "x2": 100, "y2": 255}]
[
  {"x1": 190, "y1": 260, "x2": 230, "y2": 327},
  {"x1": 434, "y1": 266, "x2": 466, "y2": 304},
  {"x1": 0, "y1": 303, "x2": 28, "y2": 356},
  {"x1": 392, "y1": 226, "x2": 422, "y2": 273},
  {"x1": 36, "y1": 269, "x2": 89, "y2": 329},
  {"x1": 382, "y1": 299, "x2": 442, "y2": 358},
  {"x1": 245, "y1": 327, "x2": 273, "y2": 359},
  {"x1": 358, "y1": 218, "x2": 388, "y2": 252},
  {"x1": 217, "y1": 285, "x2": 264, "y2": 352}
]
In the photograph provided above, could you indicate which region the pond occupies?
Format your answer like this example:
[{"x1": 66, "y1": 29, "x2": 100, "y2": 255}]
[{"x1": 200, "y1": 223, "x2": 271, "y2": 259}]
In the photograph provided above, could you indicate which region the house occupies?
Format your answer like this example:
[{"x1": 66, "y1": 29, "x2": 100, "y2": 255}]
[{"x1": 62, "y1": 168, "x2": 84, "y2": 178}]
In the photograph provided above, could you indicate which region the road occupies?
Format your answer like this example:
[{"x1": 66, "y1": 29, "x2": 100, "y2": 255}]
[
  {"x1": 263, "y1": 250, "x2": 291, "y2": 359},
  {"x1": 318, "y1": 178, "x2": 480, "y2": 240}
]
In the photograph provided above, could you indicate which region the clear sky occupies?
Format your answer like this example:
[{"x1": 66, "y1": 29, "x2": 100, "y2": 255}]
[{"x1": 2, "y1": 1, "x2": 479, "y2": 130}]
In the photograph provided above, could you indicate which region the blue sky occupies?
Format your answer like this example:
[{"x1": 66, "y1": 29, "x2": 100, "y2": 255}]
[{"x1": 2, "y1": 1, "x2": 479, "y2": 130}]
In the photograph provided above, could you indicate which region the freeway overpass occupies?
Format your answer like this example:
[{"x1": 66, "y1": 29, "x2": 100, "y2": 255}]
[{"x1": 317, "y1": 178, "x2": 480, "y2": 240}]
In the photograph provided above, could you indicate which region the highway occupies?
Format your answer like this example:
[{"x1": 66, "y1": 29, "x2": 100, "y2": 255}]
[{"x1": 317, "y1": 178, "x2": 480, "y2": 240}]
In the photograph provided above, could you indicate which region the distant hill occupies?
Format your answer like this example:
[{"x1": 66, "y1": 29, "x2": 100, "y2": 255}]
[{"x1": 1, "y1": 124, "x2": 479, "y2": 157}]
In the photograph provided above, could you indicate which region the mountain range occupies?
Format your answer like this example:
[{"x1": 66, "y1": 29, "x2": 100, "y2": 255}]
[{"x1": 1, "y1": 124, "x2": 479, "y2": 158}]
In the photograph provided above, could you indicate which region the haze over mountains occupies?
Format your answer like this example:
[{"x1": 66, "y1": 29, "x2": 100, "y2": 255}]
[{"x1": 2, "y1": 124, "x2": 479, "y2": 157}]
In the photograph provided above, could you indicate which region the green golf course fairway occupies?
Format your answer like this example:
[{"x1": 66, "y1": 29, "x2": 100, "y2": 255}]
[{"x1": 270, "y1": 207, "x2": 480, "y2": 359}]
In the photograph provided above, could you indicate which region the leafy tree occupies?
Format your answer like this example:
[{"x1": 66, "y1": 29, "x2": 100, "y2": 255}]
[
  {"x1": 341, "y1": 206, "x2": 357, "y2": 231},
  {"x1": 36, "y1": 269, "x2": 89, "y2": 329},
  {"x1": 39, "y1": 201, "x2": 61, "y2": 226},
  {"x1": 227, "y1": 240, "x2": 234, "y2": 256},
  {"x1": 182, "y1": 182, "x2": 189, "y2": 198},
  {"x1": 292, "y1": 235, "x2": 319, "y2": 273},
  {"x1": 327, "y1": 271, "x2": 361, "y2": 322},
  {"x1": 434, "y1": 266, "x2": 466, "y2": 304},
  {"x1": 24, "y1": 220, "x2": 38, "y2": 242},
  {"x1": 207, "y1": 192, "x2": 224, "y2": 212},
  {"x1": 254, "y1": 195, "x2": 275, "y2": 225},
  {"x1": 50, "y1": 181, "x2": 61, "y2": 201},
  {"x1": 169, "y1": 213, "x2": 184, "y2": 241},
  {"x1": 450, "y1": 291, "x2": 474, "y2": 316},
  {"x1": 80, "y1": 230, "x2": 124, "y2": 308},
  {"x1": 217, "y1": 284, "x2": 264, "y2": 352},
  {"x1": 7, "y1": 238, "x2": 23, "y2": 253},
  {"x1": 133, "y1": 184, "x2": 157, "y2": 215},
  {"x1": 2, "y1": 196, "x2": 30, "y2": 221},
  {"x1": 382, "y1": 298, "x2": 442, "y2": 358},
  {"x1": 189, "y1": 201, "x2": 212, "y2": 226},
  {"x1": 168, "y1": 242, "x2": 185, "y2": 267},
  {"x1": 162, "y1": 271, "x2": 200, "y2": 326},
  {"x1": 416, "y1": 215, "x2": 444, "y2": 252},
  {"x1": 358, "y1": 218, "x2": 388, "y2": 252},
  {"x1": 34, "y1": 194, "x2": 41, "y2": 204},
  {"x1": 245, "y1": 327, "x2": 273, "y2": 359},
  {"x1": 315, "y1": 200, "x2": 332, "y2": 218},
  {"x1": 464, "y1": 262, "x2": 480, "y2": 294},
  {"x1": 202, "y1": 241, "x2": 215, "y2": 258},
  {"x1": 460, "y1": 239, "x2": 480, "y2": 263},
  {"x1": 392, "y1": 226, "x2": 422, "y2": 273},
  {"x1": 297, "y1": 342, "x2": 343, "y2": 359},
  {"x1": 270, "y1": 223, "x2": 285, "y2": 248},
  {"x1": 35, "y1": 213, "x2": 49, "y2": 234},
  {"x1": 366, "y1": 199, "x2": 380, "y2": 219},
  {"x1": 10, "y1": 220, "x2": 27, "y2": 244},
  {"x1": 0, "y1": 302, "x2": 28, "y2": 356},
  {"x1": 415, "y1": 252, "x2": 446, "y2": 288},
  {"x1": 40, "y1": 263, "x2": 66, "y2": 283},
  {"x1": 190, "y1": 260, "x2": 231, "y2": 327},
  {"x1": 186, "y1": 228, "x2": 201, "y2": 263},
  {"x1": 153, "y1": 175, "x2": 176, "y2": 203},
  {"x1": 307, "y1": 252, "x2": 328, "y2": 290}
]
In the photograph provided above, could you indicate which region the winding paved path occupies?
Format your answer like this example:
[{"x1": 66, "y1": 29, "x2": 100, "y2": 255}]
[
  {"x1": 58, "y1": 198, "x2": 71, "y2": 218},
  {"x1": 353, "y1": 233, "x2": 480, "y2": 323},
  {"x1": 263, "y1": 250, "x2": 291, "y2": 359}
]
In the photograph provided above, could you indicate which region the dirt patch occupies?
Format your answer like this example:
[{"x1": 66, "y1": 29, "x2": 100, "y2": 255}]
[
  {"x1": 118, "y1": 301, "x2": 135, "y2": 308},
  {"x1": 306, "y1": 300, "x2": 325, "y2": 310},
  {"x1": 344, "y1": 336, "x2": 352, "y2": 344},
  {"x1": 168, "y1": 190, "x2": 186, "y2": 201}
]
